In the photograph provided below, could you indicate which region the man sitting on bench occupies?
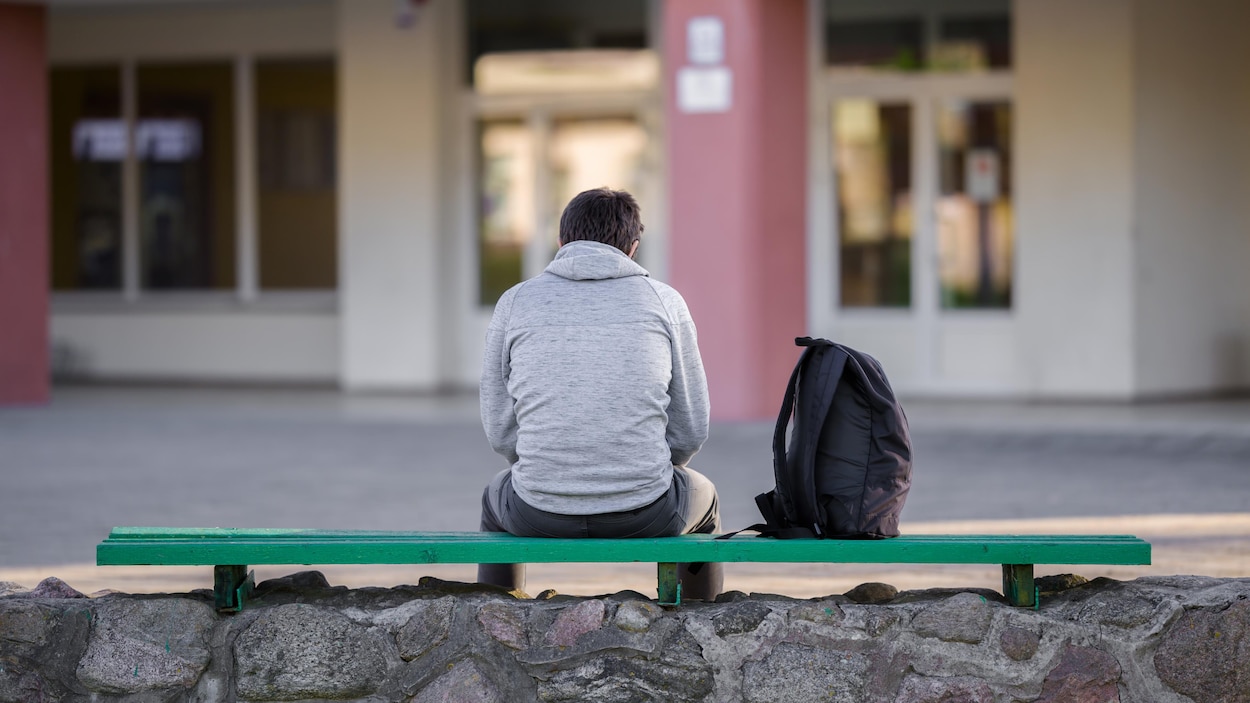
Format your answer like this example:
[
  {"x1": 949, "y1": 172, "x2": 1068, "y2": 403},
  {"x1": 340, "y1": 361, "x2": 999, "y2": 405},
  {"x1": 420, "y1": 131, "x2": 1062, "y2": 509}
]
[{"x1": 477, "y1": 187, "x2": 722, "y2": 600}]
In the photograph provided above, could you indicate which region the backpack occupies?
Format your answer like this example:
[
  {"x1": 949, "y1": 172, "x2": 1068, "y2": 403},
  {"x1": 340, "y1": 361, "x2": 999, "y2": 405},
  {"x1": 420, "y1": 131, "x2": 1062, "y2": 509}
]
[{"x1": 751, "y1": 337, "x2": 912, "y2": 539}]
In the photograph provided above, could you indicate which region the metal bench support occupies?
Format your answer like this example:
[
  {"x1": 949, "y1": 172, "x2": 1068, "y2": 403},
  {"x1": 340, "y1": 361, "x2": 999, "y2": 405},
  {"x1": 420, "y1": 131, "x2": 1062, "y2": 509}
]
[
  {"x1": 214, "y1": 565, "x2": 254, "y2": 612},
  {"x1": 657, "y1": 562, "x2": 682, "y2": 606},
  {"x1": 1002, "y1": 563, "x2": 1035, "y2": 608}
]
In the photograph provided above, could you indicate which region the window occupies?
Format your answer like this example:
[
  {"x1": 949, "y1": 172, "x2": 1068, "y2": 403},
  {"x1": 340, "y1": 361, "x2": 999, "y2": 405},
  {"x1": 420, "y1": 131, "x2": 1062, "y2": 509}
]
[
  {"x1": 137, "y1": 62, "x2": 236, "y2": 290},
  {"x1": 834, "y1": 101, "x2": 912, "y2": 308},
  {"x1": 825, "y1": 0, "x2": 1011, "y2": 73},
  {"x1": 937, "y1": 100, "x2": 1013, "y2": 308},
  {"x1": 256, "y1": 59, "x2": 337, "y2": 290},
  {"x1": 466, "y1": 0, "x2": 647, "y2": 85},
  {"x1": 48, "y1": 58, "x2": 339, "y2": 297},
  {"x1": 478, "y1": 120, "x2": 533, "y2": 305},
  {"x1": 50, "y1": 66, "x2": 122, "y2": 290}
]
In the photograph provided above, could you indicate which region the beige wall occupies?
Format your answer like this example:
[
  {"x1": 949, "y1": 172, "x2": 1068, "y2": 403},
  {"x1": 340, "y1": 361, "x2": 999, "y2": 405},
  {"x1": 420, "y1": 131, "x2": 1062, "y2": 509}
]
[
  {"x1": 1132, "y1": 0, "x2": 1250, "y2": 395},
  {"x1": 51, "y1": 309, "x2": 338, "y2": 382},
  {"x1": 1015, "y1": 0, "x2": 1138, "y2": 397},
  {"x1": 336, "y1": 0, "x2": 451, "y2": 390},
  {"x1": 49, "y1": 0, "x2": 335, "y2": 61},
  {"x1": 1015, "y1": 0, "x2": 1250, "y2": 398}
]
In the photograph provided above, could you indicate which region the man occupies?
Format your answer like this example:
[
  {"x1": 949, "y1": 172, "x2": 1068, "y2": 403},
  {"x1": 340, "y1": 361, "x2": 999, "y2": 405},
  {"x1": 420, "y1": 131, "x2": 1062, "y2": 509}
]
[{"x1": 478, "y1": 187, "x2": 722, "y2": 600}]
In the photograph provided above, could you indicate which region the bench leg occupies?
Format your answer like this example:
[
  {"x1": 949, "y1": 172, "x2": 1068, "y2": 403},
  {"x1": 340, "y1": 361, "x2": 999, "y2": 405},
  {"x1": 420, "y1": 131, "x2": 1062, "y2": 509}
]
[
  {"x1": 214, "y1": 565, "x2": 254, "y2": 613},
  {"x1": 1002, "y1": 564, "x2": 1035, "y2": 608},
  {"x1": 657, "y1": 563, "x2": 682, "y2": 606}
]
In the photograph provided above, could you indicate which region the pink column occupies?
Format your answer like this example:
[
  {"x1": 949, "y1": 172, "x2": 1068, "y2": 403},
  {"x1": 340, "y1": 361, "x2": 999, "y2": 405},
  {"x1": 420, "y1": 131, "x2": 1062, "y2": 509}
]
[
  {"x1": 664, "y1": 0, "x2": 807, "y2": 421},
  {"x1": 0, "y1": 4, "x2": 49, "y2": 405}
]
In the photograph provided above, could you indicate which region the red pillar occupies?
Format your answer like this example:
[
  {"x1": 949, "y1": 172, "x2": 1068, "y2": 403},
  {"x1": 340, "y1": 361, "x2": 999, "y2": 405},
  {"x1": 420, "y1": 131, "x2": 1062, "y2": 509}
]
[
  {"x1": 0, "y1": 4, "x2": 49, "y2": 404},
  {"x1": 665, "y1": 0, "x2": 807, "y2": 421}
]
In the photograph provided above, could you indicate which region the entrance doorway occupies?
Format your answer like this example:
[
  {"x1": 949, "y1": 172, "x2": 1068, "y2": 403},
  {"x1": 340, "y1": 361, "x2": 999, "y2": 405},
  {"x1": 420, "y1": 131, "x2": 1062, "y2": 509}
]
[{"x1": 810, "y1": 0, "x2": 1016, "y2": 394}]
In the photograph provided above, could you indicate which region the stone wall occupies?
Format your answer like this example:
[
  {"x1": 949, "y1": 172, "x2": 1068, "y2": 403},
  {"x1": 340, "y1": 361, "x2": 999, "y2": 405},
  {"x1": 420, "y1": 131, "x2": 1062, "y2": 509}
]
[{"x1": 1, "y1": 573, "x2": 1247, "y2": 702}]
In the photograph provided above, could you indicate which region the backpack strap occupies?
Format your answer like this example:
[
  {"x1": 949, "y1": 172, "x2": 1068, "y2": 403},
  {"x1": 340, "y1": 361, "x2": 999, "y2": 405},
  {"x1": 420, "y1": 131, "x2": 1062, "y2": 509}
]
[
  {"x1": 769, "y1": 339, "x2": 812, "y2": 528},
  {"x1": 780, "y1": 338, "x2": 846, "y2": 538}
]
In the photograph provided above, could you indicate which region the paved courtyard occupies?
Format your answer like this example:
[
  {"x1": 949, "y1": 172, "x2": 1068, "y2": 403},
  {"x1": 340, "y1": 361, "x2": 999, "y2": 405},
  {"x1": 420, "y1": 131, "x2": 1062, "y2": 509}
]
[{"x1": 1, "y1": 386, "x2": 1248, "y2": 598}]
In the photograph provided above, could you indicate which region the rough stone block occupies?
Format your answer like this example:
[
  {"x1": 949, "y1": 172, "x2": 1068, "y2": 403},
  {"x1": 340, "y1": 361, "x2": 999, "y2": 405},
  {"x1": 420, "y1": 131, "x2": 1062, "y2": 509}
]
[
  {"x1": 998, "y1": 626, "x2": 1039, "y2": 661},
  {"x1": 397, "y1": 597, "x2": 456, "y2": 661},
  {"x1": 713, "y1": 601, "x2": 773, "y2": 637},
  {"x1": 1036, "y1": 645, "x2": 1121, "y2": 703},
  {"x1": 788, "y1": 599, "x2": 845, "y2": 626},
  {"x1": 26, "y1": 578, "x2": 85, "y2": 600},
  {"x1": 613, "y1": 600, "x2": 661, "y2": 634},
  {"x1": 742, "y1": 643, "x2": 868, "y2": 703},
  {"x1": 1155, "y1": 598, "x2": 1250, "y2": 703},
  {"x1": 894, "y1": 673, "x2": 995, "y2": 703},
  {"x1": 846, "y1": 582, "x2": 899, "y2": 604},
  {"x1": 76, "y1": 597, "x2": 215, "y2": 695},
  {"x1": 911, "y1": 593, "x2": 993, "y2": 644},
  {"x1": 543, "y1": 600, "x2": 605, "y2": 647},
  {"x1": 412, "y1": 660, "x2": 502, "y2": 703},
  {"x1": 477, "y1": 601, "x2": 528, "y2": 649},
  {"x1": 234, "y1": 603, "x2": 389, "y2": 700}
]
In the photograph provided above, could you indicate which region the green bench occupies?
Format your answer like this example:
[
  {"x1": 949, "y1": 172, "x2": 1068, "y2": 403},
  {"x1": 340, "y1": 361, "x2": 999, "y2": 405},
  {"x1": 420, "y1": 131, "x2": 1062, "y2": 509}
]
[{"x1": 96, "y1": 527, "x2": 1150, "y2": 611}]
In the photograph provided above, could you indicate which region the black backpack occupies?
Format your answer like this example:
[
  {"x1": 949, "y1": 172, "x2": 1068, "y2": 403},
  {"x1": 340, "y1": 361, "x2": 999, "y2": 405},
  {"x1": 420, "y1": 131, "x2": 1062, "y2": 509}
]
[{"x1": 752, "y1": 337, "x2": 912, "y2": 539}]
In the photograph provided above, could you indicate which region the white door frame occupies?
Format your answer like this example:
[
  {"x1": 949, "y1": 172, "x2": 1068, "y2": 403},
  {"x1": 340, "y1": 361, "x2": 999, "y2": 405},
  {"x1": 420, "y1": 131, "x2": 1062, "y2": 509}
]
[
  {"x1": 807, "y1": 24, "x2": 1014, "y2": 392},
  {"x1": 452, "y1": 91, "x2": 664, "y2": 386}
]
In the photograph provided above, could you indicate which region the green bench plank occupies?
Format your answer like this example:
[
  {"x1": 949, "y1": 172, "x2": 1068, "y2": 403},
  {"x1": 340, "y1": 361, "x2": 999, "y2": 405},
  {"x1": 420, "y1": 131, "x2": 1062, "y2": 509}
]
[
  {"x1": 96, "y1": 528, "x2": 1151, "y2": 611},
  {"x1": 97, "y1": 529, "x2": 1150, "y2": 566}
]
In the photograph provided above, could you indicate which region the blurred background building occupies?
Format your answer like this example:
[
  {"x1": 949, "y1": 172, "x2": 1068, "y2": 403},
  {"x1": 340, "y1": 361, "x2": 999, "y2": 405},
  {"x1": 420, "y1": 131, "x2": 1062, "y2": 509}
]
[{"x1": 2, "y1": 0, "x2": 1248, "y2": 420}]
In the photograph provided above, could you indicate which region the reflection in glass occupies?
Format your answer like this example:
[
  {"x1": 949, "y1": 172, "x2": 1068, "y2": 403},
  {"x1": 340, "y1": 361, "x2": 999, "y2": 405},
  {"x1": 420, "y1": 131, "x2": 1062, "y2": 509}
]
[
  {"x1": 936, "y1": 100, "x2": 1012, "y2": 308},
  {"x1": 548, "y1": 117, "x2": 647, "y2": 250},
  {"x1": 50, "y1": 66, "x2": 122, "y2": 290},
  {"x1": 834, "y1": 100, "x2": 912, "y2": 308},
  {"x1": 256, "y1": 59, "x2": 337, "y2": 290},
  {"x1": 137, "y1": 62, "x2": 236, "y2": 290},
  {"x1": 478, "y1": 121, "x2": 534, "y2": 305}
]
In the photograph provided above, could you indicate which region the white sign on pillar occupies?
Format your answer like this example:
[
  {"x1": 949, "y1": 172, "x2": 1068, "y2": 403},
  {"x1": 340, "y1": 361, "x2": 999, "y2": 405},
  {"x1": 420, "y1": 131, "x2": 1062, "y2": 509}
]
[
  {"x1": 679, "y1": 16, "x2": 732, "y2": 114},
  {"x1": 687, "y1": 16, "x2": 725, "y2": 65},
  {"x1": 677, "y1": 67, "x2": 733, "y2": 114}
]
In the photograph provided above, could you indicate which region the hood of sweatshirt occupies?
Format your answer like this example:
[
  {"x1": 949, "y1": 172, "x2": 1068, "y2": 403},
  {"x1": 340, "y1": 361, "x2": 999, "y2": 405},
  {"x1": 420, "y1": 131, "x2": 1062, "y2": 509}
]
[{"x1": 544, "y1": 240, "x2": 649, "y2": 281}]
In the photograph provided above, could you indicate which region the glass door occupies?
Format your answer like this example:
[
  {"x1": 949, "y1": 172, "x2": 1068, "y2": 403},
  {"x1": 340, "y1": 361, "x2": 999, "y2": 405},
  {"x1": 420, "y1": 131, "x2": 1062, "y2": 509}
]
[
  {"x1": 476, "y1": 111, "x2": 652, "y2": 306},
  {"x1": 821, "y1": 78, "x2": 1013, "y2": 392}
]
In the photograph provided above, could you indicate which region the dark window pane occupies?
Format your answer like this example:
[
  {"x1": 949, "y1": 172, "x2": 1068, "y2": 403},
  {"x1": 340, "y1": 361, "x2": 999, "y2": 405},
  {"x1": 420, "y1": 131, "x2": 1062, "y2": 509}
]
[
  {"x1": 939, "y1": 16, "x2": 1012, "y2": 70},
  {"x1": 137, "y1": 62, "x2": 236, "y2": 290},
  {"x1": 50, "y1": 66, "x2": 122, "y2": 290},
  {"x1": 826, "y1": 19, "x2": 923, "y2": 71},
  {"x1": 256, "y1": 58, "x2": 337, "y2": 290},
  {"x1": 466, "y1": 0, "x2": 647, "y2": 84},
  {"x1": 835, "y1": 101, "x2": 912, "y2": 308},
  {"x1": 825, "y1": 0, "x2": 1011, "y2": 72},
  {"x1": 478, "y1": 120, "x2": 531, "y2": 305}
]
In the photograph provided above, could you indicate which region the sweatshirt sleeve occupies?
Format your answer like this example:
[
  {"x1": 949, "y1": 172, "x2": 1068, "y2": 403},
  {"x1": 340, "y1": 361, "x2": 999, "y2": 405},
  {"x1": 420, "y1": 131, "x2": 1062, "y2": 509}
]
[
  {"x1": 480, "y1": 290, "x2": 519, "y2": 465},
  {"x1": 665, "y1": 298, "x2": 710, "y2": 466}
]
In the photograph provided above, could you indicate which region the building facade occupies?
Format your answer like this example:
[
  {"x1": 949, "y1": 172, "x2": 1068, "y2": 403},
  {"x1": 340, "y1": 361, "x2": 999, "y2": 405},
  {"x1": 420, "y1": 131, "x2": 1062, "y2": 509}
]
[{"x1": 2, "y1": 0, "x2": 1248, "y2": 419}]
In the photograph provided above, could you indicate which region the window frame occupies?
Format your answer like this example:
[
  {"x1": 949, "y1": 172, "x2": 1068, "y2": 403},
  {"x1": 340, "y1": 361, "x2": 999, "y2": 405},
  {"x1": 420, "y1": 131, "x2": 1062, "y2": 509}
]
[{"x1": 49, "y1": 53, "x2": 339, "y2": 313}]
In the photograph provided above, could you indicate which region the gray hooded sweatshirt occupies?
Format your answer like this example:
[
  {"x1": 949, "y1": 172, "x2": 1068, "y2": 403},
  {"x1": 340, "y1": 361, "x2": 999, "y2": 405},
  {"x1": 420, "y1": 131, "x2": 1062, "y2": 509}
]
[{"x1": 480, "y1": 240, "x2": 710, "y2": 515}]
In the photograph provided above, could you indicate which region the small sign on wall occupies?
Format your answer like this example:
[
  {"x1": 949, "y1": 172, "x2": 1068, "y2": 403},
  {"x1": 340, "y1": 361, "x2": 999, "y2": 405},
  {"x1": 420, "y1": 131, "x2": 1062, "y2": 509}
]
[
  {"x1": 677, "y1": 67, "x2": 732, "y2": 114},
  {"x1": 966, "y1": 149, "x2": 1001, "y2": 203},
  {"x1": 687, "y1": 16, "x2": 725, "y2": 65},
  {"x1": 679, "y1": 16, "x2": 731, "y2": 114}
]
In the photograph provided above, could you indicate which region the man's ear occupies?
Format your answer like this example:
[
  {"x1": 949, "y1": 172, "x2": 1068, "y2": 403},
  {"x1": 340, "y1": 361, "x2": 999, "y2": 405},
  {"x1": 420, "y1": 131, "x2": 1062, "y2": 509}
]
[{"x1": 628, "y1": 240, "x2": 639, "y2": 259}]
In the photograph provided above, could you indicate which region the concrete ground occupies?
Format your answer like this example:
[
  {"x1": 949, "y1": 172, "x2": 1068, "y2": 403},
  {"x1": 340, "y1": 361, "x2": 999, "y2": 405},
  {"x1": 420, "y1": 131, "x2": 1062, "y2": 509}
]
[{"x1": 1, "y1": 386, "x2": 1248, "y2": 598}]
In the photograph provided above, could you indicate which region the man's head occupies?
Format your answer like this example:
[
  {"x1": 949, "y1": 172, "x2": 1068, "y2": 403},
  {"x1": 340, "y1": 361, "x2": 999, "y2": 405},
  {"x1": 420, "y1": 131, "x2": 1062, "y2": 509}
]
[{"x1": 558, "y1": 187, "x2": 643, "y2": 258}]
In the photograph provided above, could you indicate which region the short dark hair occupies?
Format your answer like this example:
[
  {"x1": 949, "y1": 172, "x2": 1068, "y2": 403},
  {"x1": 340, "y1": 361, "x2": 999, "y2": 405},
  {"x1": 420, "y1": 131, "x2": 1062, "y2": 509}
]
[{"x1": 558, "y1": 188, "x2": 643, "y2": 254}]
